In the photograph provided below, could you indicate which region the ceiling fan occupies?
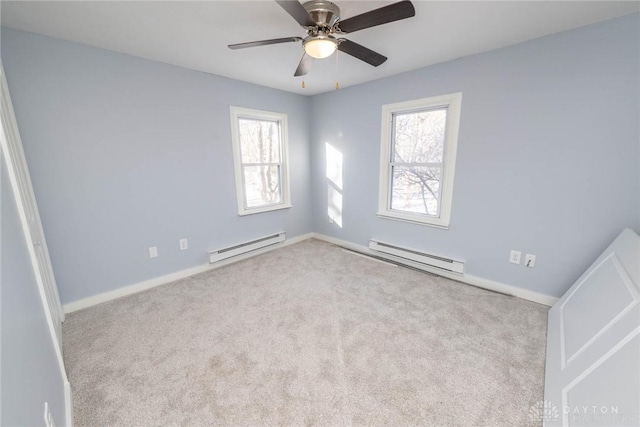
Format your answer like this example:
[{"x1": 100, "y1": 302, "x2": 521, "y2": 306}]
[{"x1": 228, "y1": 0, "x2": 416, "y2": 77}]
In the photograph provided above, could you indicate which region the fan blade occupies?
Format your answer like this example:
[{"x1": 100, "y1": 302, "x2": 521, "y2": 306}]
[
  {"x1": 338, "y1": 39, "x2": 387, "y2": 67},
  {"x1": 275, "y1": 1, "x2": 316, "y2": 27},
  {"x1": 228, "y1": 37, "x2": 302, "y2": 50},
  {"x1": 337, "y1": 0, "x2": 415, "y2": 33},
  {"x1": 294, "y1": 53, "x2": 314, "y2": 76}
]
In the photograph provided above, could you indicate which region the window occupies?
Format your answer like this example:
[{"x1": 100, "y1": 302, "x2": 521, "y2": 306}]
[
  {"x1": 378, "y1": 93, "x2": 462, "y2": 228},
  {"x1": 230, "y1": 107, "x2": 291, "y2": 215}
]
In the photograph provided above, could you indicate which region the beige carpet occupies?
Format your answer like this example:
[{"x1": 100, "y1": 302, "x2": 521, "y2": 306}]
[{"x1": 63, "y1": 239, "x2": 548, "y2": 426}]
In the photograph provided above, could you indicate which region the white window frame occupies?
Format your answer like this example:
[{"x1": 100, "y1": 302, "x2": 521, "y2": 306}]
[
  {"x1": 230, "y1": 106, "x2": 292, "y2": 216},
  {"x1": 377, "y1": 92, "x2": 462, "y2": 229}
]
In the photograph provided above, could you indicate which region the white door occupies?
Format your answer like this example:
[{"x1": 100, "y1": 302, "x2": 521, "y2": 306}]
[
  {"x1": 0, "y1": 64, "x2": 65, "y2": 345},
  {"x1": 543, "y1": 228, "x2": 639, "y2": 426}
]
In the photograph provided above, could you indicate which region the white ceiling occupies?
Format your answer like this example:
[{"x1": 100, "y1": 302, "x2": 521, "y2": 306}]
[{"x1": 2, "y1": 1, "x2": 638, "y2": 95}]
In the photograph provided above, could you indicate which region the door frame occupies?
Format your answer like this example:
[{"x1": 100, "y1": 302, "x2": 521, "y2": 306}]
[{"x1": 0, "y1": 63, "x2": 73, "y2": 427}]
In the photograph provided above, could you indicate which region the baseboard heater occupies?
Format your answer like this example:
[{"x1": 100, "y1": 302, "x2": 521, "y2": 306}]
[
  {"x1": 368, "y1": 239, "x2": 464, "y2": 274},
  {"x1": 209, "y1": 232, "x2": 286, "y2": 264}
]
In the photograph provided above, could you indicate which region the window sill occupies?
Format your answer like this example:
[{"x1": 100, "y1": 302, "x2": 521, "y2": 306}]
[
  {"x1": 376, "y1": 211, "x2": 450, "y2": 230},
  {"x1": 238, "y1": 204, "x2": 292, "y2": 216}
]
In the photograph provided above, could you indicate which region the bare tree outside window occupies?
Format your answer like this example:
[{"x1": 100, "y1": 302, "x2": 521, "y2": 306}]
[
  {"x1": 230, "y1": 107, "x2": 291, "y2": 216},
  {"x1": 390, "y1": 108, "x2": 447, "y2": 216},
  {"x1": 378, "y1": 93, "x2": 461, "y2": 228},
  {"x1": 238, "y1": 118, "x2": 282, "y2": 208}
]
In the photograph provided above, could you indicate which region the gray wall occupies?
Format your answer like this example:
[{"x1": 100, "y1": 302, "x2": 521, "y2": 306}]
[
  {"x1": 2, "y1": 14, "x2": 639, "y2": 306},
  {"x1": 310, "y1": 13, "x2": 640, "y2": 298},
  {"x1": 1, "y1": 28, "x2": 313, "y2": 304},
  {"x1": 1, "y1": 152, "x2": 66, "y2": 426}
]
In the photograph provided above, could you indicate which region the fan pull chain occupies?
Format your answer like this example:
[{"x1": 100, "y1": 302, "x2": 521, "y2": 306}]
[
  {"x1": 334, "y1": 49, "x2": 340, "y2": 90},
  {"x1": 301, "y1": 80, "x2": 306, "y2": 89}
]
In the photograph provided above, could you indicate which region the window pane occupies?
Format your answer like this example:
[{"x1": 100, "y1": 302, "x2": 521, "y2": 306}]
[
  {"x1": 238, "y1": 118, "x2": 281, "y2": 163},
  {"x1": 243, "y1": 165, "x2": 281, "y2": 208},
  {"x1": 393, "y1": 109, "x2": 446, "y2": 163},
  {"x1": 390, "y1": 165, "x2": 441, "y2": 216}
]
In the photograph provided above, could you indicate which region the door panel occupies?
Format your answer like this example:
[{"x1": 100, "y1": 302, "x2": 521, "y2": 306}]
[
  {"x1": 562, "y1": 253, "x2": 637, "y2": 365},
  {"x1": 544, "y1": 229, "x2": 640, "y2": 426},
  {"x1": 564, "y1": 332, "x2": 639, "y2": 426}
]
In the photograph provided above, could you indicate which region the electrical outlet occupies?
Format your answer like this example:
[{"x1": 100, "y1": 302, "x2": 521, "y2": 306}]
[
  {"x1": 525, "y1": 254, "x2": 536, "y2": 268},
  {"x1": 44, "y1": 402, "x2": 56, "y2": 427},
  {"x1": 179, "y1": 238, "x2": 188, "y2": 251},
  {"x1": 148, "y1": 246, "x2": 158, "y2": 258},
  {"x1": 509, "y1": 250, "x2": 522, "y2": 264}
]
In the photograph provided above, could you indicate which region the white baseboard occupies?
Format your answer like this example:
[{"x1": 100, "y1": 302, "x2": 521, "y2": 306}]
[
  {"x1": 464, "y1": 274, "x2": 558, "y2": 307},
  {"x1": 310, "y1": 233, "x2": 558, "y2": 307},
  {"x1": 63, "y1": 233, "x2": 313, "y2": 313},
  {"x1": 64, "y1": 231, "x2": 557, "y2": 313},
  {"x1": 64, "y1": 379, "x2": 73, "y2": 427}
]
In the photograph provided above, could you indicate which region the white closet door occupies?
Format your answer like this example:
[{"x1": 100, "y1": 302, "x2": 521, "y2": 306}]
[
  {"x1": 0, "y1": 64, "x2": 65, "y2": 346},
  {"x1": 544, "y1": 228, "x2": 639, "y2": 426}
]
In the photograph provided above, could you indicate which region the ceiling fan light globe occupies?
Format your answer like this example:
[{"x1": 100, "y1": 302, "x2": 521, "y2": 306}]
[{"x1": 304, "y1": 38, "x2": 337, "y2": 59}]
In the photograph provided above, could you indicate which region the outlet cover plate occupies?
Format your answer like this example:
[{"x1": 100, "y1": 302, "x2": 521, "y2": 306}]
[
  {"x1": 148, "y1": 246, "x2": 158, "y2": 258},
  {"x1": 525, "y1": 254, "x2": 536, "y2": 268}
]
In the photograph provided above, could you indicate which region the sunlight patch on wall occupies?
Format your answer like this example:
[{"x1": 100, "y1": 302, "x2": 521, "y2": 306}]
[
  {"x1": 326, "y1": 142, "x2": 343, "y2": 228},
  {"x1": 326, "y1": 142, "x2": 343, "y2": 190},
  {"x1": 328, "y1": 185, "x2": 343, "y2": 228}
]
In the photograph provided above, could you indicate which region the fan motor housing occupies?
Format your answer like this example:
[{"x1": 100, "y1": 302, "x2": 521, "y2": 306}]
[{"x1": 303, "y1": 0, "x2": 340, "y2": 28}]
